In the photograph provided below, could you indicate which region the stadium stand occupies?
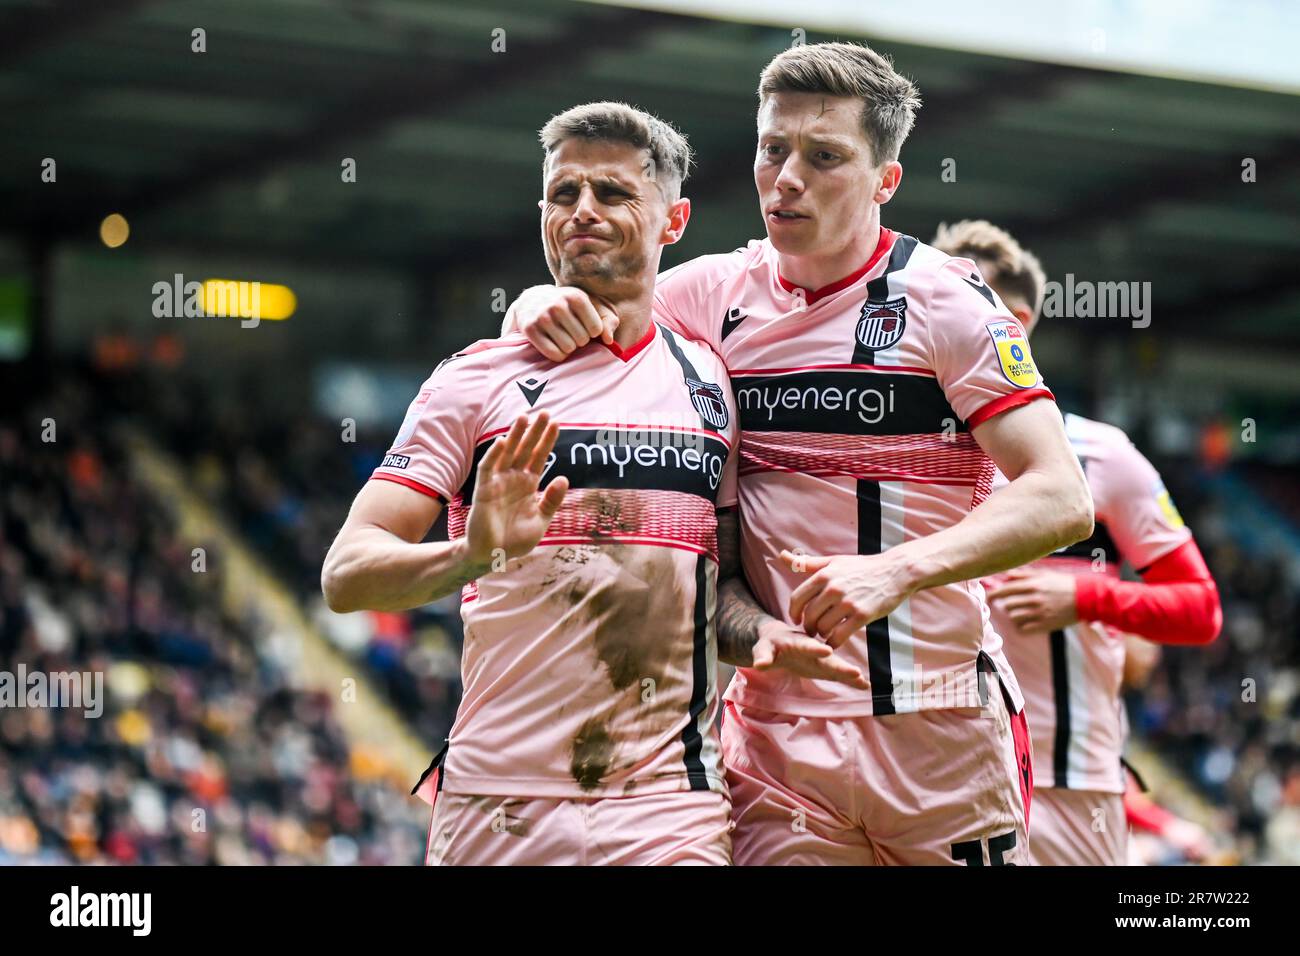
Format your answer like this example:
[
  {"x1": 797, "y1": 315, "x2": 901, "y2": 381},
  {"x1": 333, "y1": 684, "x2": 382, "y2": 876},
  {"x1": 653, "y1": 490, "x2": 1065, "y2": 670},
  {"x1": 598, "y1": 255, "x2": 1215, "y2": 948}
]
[{"x1": 0, "y1": 370, "x2": 427, "y2": 864}]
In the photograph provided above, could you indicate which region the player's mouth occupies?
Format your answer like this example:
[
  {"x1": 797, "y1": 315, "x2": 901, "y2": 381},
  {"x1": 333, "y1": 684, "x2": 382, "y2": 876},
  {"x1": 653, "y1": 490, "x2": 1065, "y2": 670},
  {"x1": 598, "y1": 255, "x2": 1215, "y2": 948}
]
[
  {"x1": 767, "y1": 207, "x2": 810, "y2": 224},
  {"x1": 565, "y1": 233, "x2": 611, "y2": 246}
]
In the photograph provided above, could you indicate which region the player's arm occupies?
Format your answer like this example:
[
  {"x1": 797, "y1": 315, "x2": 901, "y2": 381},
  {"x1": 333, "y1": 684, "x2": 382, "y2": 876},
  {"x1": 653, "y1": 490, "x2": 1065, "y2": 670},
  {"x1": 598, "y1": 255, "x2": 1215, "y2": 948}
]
[
  {"x1": 715, "y1": 509, "x2": 867, "y2": 687},
  {"x1": 990, "y1": 440, "x2": 1221, "y2": 643},
  {"x1": 989, "y1": 551, "x2": 1221, "y2": 643},
  {"x1": 1123, "y1": 770, "x2": 1211, "y2": 861},
  {"x1": 322, "y1": 414, "x2": 568, "y2": 613},
  {"x1": 785, "y1": 399, "x2": 1092, "y2": 645},
  {"x1": 500, "y1": 286, "x2": 619, "y2": 360},
  {"x1": 1075, "y1": 538, "x2": 1221, "y2": 646},
  {"x1": 321, "y1": 480, "x2": 472, "y2": 613},
  {"x1": 500, "y1": 253, "x2": 743, "y2": 358}
]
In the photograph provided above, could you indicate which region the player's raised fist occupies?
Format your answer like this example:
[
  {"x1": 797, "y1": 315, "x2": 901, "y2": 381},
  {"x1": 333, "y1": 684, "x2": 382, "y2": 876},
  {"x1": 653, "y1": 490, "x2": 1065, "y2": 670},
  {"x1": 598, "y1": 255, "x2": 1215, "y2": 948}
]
[
  {"x1": 465, "y1": 412, "x2": 568, "y2": 567},
  {"x1": 509, "y1": 285, "x2": 619, "y2": 361}
]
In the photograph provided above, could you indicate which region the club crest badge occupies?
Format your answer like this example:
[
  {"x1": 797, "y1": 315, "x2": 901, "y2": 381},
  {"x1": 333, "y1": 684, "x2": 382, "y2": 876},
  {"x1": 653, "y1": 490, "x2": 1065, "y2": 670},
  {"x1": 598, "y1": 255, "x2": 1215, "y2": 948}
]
[
  {"x1": 856, "y1": 298, "x2": 908, "y2": 350},
  {"x1": 686, "y1": 378, "x2": 729, "y2": 430}
]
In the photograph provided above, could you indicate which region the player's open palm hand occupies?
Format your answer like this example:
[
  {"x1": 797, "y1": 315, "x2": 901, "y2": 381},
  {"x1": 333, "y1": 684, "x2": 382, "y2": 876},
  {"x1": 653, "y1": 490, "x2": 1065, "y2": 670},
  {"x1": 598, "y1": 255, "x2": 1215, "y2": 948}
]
[
  {"x1": 466, "y1": 412, "x2": 568, "y2": 565},
  {"x1": 752, "y1": 622, "x2": 869, "y2": 689},
  {"x1": 781, "y1": 549, "x2": 912, "y2": 649}
]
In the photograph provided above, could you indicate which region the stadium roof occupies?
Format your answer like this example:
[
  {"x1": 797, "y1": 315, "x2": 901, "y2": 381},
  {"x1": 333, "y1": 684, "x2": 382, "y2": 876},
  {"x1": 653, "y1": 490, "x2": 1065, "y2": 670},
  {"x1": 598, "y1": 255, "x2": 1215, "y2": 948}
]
[{"x1": 1, "y1": 0, "x2": 1297, "y2": 351}]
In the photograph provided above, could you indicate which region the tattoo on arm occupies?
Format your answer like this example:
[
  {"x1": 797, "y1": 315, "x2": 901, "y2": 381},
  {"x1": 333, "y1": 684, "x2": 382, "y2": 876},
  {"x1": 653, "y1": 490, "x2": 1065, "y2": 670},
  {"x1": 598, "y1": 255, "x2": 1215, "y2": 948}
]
[
  {"x1": 714, "y1": 507, "x2": 769, "y2": 667},
  {"x1": 717, "y1": 577, "x2": 768, "y2": 667}
]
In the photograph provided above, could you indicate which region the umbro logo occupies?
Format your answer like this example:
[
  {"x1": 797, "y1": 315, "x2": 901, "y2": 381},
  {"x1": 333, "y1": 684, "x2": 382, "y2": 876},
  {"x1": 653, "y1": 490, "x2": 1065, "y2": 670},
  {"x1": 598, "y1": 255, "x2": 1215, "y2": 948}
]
[
  {"x1": 516, "y1": 377, "x2": 547, "y2": 407},
  {"x1": 721, "y1": 306, "x2": 746, "y2": 341}
]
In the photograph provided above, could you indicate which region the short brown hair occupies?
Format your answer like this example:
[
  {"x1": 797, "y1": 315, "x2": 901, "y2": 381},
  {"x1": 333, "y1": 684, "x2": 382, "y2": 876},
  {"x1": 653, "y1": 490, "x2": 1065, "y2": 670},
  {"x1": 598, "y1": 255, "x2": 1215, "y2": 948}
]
[
  {"x1": 539, "y1": 101, "x2": 691, "y2": 202},
  {"x1": 758, "y1": 42, "x2": 921, "y2": 165},
  {"x1": 932, "y1": 219, "x2": 1047, "y2": 318}
]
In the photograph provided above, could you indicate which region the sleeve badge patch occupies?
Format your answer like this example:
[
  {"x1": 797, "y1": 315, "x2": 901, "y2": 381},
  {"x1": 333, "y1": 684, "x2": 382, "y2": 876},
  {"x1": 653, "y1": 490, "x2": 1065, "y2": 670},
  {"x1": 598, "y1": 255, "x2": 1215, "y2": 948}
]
[
  {"x1": 986, "y1": 320, "x2": 1040, "y2": 389},
  {"x1": 392, "y1": 388, "x2": 433, "y2": 448},
  {"x1": 1155, "y1": 484, "x2": 1186, "y2": 529}
]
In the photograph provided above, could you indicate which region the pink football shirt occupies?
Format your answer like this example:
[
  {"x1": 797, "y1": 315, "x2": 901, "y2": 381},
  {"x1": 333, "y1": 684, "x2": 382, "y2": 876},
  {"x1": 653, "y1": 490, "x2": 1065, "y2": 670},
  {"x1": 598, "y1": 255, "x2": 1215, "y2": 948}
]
[
  {"x1": 987, "y1": 413, "x2": 1192, "y2": 792},
  {"x1": 373, "y1": 320, "x2": 739, "y2": 799},
  {"x1": 654, "y1": 229, "x2": 1053, "y2": 717}
]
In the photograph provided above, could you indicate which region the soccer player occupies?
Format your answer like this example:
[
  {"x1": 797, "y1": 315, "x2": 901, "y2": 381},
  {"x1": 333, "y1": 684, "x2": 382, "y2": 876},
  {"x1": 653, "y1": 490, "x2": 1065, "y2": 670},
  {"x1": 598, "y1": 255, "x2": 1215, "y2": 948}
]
[
  {"x1": 322, "y1": 102, "x2": 744, "y2": 865},
  {"x1": 503, "y1": 43, "x2": 1095, "y2": 865},
  {"x1": 932, "y1": 219, "x2": 1223, "y2": 865}
]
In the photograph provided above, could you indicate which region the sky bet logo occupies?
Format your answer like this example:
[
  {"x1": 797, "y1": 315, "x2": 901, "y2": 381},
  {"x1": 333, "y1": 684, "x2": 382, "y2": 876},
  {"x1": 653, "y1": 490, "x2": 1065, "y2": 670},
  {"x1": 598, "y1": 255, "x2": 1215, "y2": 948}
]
[{"x1": 985, "y1": 320, "x2": 1039, "y2": 388}]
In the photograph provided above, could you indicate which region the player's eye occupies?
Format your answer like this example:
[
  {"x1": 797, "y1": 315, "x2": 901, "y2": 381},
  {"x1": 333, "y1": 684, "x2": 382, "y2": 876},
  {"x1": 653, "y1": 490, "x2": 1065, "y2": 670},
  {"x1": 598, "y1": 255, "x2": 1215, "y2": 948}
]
[
  {"x1": 814, "y1": 150, "x2": 838, "y2": 163},
  {"x1": 762, "y1": 143, "x2": 785, "y2": 158},
  {"x1": 550, "y1": 186, "x2": 576, "y2": 202}
]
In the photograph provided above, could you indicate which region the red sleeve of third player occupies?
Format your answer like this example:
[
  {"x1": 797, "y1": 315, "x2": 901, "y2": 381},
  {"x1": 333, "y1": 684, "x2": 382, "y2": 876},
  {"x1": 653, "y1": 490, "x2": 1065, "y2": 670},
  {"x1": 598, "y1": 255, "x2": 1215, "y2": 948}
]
[
  {"x1": 925, "y1": 256, "x2": 1054, "y2": 427},
  {"x1": 1072, "y1": 434, "x2": 1221, "y2": 645},
  {"x1": 369, "y1": 345, "x2": 493, "y2": 502}
]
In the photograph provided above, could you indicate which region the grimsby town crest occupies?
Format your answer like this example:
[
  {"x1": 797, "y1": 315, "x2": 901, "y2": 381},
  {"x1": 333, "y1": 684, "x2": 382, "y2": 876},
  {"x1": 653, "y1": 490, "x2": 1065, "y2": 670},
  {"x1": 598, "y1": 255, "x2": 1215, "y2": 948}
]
[
  {"x1": 856, "y1": 297, "x2": 908, "y2": 350},
  {"x1": 686, "y1": 378, "x2": 729, "y2": 430}
]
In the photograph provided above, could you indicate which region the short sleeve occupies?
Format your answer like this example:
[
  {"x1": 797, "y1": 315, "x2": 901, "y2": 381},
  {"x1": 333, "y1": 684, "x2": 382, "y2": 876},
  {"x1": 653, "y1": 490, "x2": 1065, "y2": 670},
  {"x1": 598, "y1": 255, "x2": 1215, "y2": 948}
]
[
  {"x1": 1089, "y1": 437, "x2": 1193, "y2": 572},
  {"x1": 926, "y1": 257, "x2": 1055, "y2": 427},
  {"x1": 654, "y1": 245, "x2": 755, "y2": 348},
  {"x1": 370, "y1": 348, "x2": 491, "y2": 501}
]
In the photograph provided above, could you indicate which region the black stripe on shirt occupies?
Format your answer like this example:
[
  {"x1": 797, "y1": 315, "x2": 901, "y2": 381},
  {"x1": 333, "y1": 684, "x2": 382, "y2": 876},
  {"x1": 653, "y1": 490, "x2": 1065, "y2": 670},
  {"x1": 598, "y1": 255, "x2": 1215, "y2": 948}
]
[
  {"x1": 852, "y1": 234, "x2": 918, "y2": 366},
  {"x1": 458, "y1": 429, "x2": 730, "y2": 505},
  {"x1": 680, "y1": 553, "x2": 712, "y2": 790},
  {"x1": 659, "y1": 324, "x2": 729, "y2": 435},
  {"x1": 1050, "y1": 628, "x2": 1072, "y2": 789},
  {"x1": 857, "y1": 479, "x2": 895, "y2": 715},
  {"x1": 729, "y1": 370, "x2": 963, "y2": 436}
]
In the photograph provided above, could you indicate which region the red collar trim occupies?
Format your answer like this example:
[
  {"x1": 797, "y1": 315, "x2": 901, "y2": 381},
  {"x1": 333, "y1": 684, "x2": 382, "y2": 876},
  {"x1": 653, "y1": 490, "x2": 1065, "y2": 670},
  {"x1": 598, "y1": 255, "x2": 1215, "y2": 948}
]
[
  {"x1": 603, "y1": 321, "x2": 656, "y2": 362},
  {"x1": 777, "y1": 227, "x2": 896, "y2": 305}
]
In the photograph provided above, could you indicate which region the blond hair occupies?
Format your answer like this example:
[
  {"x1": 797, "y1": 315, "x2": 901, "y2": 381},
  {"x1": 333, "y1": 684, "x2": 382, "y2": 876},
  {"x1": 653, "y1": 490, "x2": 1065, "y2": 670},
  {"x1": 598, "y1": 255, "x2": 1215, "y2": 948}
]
[
  {"x1": 758, "y1": 42, "x2": 921, "y2": 165},
  {"x1": 932, "y1": 219, "x2": 1047, "y2": 318},
  {"x1": 539, "y1": 101, "x2": 691, "y2": 202}
]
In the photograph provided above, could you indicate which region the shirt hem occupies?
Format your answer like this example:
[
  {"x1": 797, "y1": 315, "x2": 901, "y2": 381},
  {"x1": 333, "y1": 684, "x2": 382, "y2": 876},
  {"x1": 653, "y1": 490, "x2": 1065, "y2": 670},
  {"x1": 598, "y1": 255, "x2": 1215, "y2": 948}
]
[
  {"x1": 1035, "y1": 776, "x2": 1126, "y2": 795},
  {"x1": 439, "y1": 772, "x2": 727, "y2": 800},
  {"x1": 725, "y1": 685, "x2": 1018, "y2": 718}
]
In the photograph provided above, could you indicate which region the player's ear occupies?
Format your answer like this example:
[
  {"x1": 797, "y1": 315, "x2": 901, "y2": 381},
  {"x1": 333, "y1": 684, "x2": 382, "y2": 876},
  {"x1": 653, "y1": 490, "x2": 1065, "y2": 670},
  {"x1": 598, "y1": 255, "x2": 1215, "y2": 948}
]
[
  {"x1": 537, "y1": 199, "x2": 545, "y2": 211},
  {"x1": 873, "y1": 161, "x2": 902, "y2": 206},
  {"x1": 662, "y1": 197, "x2": 690, "y2": 245},
  {"x1": 1010, "y1": 303, "x2": 1036, "y2": 331}
]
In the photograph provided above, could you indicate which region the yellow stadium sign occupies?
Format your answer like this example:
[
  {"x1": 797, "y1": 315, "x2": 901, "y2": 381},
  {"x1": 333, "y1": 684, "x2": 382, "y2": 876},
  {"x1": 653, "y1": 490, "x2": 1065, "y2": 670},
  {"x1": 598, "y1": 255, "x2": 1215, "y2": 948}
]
[{"x1": 201, "y1": 279, "x2": 296, "y2": 321}]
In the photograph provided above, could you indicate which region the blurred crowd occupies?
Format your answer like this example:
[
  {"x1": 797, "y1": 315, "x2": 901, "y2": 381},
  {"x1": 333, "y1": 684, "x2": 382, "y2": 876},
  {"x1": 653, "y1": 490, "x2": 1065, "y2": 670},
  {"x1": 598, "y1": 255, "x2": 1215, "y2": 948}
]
[
  {"x1": 117, "y1": 367, "x2": 465, "y2": 750},
  {"x1": 1127, "y1": 462, "x2": 1300, "y2": 864},
  {"x1": 0, "y1": 373, "x2": 426, "y2": 864}
]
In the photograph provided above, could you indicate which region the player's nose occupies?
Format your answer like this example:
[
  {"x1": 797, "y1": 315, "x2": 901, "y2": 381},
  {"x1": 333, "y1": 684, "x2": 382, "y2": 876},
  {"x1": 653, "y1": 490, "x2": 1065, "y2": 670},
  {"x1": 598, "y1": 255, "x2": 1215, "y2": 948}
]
[
  {"x1": 773, "y1": 158, "x2": 804, "y2": 192},
  {"x1": 572, "y1": 184, "x2": 602, "y2": 222}
]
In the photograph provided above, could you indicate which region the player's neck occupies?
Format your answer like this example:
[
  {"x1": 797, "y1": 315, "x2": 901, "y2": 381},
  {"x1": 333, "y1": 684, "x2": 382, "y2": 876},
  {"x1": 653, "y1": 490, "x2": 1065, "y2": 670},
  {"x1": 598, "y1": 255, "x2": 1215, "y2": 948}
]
[
  {"x1": 776, "y1": 222, "x2": 882, "y2": 295},
  {"x1": 611, "y1": 298, "x2": 653, "y2": 351}
]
